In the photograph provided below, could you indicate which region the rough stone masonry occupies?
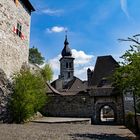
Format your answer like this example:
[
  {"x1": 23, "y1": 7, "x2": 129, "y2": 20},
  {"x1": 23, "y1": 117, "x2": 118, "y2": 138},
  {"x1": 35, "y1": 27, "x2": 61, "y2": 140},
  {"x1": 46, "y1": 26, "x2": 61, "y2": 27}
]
[
  {"x1": 0, "y1": 0, "x2": 31, "y2": 78},
  {"x1": 0, "y1": 0, "x2": 34, "y2": 122}
]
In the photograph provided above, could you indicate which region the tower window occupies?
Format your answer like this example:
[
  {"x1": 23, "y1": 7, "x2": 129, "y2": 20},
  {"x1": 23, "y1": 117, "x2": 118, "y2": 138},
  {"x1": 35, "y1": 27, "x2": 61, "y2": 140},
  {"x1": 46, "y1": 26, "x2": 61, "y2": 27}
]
[
  {"x1": 69, "y1": 62, "x2": 72, "y2": 68},
  {"x1": 68, "y1": 72, "x2": 70, "y2": 78},
  {"x1": 66, "y1": 62, "x2": 68, "y2": 68},
  {"x1": 17, "y1": 22, "x2": 22, "y2": 37}
]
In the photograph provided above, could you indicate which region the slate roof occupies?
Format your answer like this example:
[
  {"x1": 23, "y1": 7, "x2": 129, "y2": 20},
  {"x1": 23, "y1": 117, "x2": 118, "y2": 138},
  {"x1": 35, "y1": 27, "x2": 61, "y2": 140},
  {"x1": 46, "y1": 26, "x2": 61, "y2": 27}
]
[
  {"x1": 63, "y1": 76, "x2": 87, "y2": 92},
  {"x1": 51, "y1": 76, "x2": 88, "y2": 96},
  {"x1": 90, "y1": 87, "x2": 119, "y2": 97},
  {"x1": 46, "y1": 82, "x2": 61, "y2": 95},
  {"x1": 20, "y1": 0, "x2": 35, "y2": 13},
  {"x1": 89, "y1": 55, "x2": 119, "y2": 87},
  {"x1": 61, "y1": 35, "x2": 72, "y2": 57}
]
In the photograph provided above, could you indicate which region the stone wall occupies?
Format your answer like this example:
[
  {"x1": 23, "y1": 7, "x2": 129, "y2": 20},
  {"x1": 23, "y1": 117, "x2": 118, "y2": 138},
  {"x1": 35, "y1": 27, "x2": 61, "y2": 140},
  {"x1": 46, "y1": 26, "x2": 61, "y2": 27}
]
[
  {"x1": 93, "y1": 95, "x2": 124, "y2": 124},
  {"x1": 43, "y1": 94, "x2": 95, "y2": 118},
  {"x1": 0, "y1": 0, "x2": 31, "y2": 77},
  {"x1": 43, "y1": 93, "x2": 124, "y2": 124},
  {"x1": 0, "y1": 69, "x2": 12, "y2": 122}
]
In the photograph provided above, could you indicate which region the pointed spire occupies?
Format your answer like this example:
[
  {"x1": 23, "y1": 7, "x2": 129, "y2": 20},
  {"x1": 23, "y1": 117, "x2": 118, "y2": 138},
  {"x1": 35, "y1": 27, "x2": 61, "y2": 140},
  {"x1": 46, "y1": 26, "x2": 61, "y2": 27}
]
[
  {"x1": 61, "y1": 33, "x2": 72, "y2": 57},
  {"x1": 64, "y1": 30, "x2": 69, "y2": 46},
  {"x1": 64, "y1": 35, "x2": 69, "y2": 46}
]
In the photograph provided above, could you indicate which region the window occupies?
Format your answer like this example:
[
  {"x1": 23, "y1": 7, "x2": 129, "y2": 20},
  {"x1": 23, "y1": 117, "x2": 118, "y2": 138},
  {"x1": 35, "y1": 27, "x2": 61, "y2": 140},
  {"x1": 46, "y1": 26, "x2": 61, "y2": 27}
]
[
  {"x1": 17, "y1": 22, "x2": 22, "y2": 37},
  {"x1": 69, "y1": 62, "x2": 72, "y2": 68},
  {"x1": 68, "y1": 72, "x2": 70, "y2": 78},
  {"x1": 66, "y1": 62, "x2": 68, "y2": 68}
]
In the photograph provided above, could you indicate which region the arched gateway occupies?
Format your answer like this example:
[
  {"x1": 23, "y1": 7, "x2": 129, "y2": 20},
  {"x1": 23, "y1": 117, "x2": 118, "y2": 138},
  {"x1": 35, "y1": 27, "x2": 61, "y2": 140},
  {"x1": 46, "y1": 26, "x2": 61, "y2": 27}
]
[
  {"x1": 90, "y1": 86, "x2": 124, "y2": 124},
  {"x1": 94, "y1": 102, "x2": 119, "y2": 124}
]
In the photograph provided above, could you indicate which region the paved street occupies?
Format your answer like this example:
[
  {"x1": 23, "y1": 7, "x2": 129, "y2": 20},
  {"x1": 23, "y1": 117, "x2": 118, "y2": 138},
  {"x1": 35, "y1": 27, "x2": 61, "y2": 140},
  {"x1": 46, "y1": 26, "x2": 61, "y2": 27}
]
[{"x1": 0, "y1": 123, "x2": 138, "y2": 140}]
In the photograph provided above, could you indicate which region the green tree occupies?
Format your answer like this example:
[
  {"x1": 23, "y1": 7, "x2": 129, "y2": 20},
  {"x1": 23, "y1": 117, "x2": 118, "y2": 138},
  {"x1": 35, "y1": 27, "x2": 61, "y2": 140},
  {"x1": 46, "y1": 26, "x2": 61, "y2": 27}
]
[
  {"x1": 114, "y1": 35, "x2": 140, "y2": 96},
  {"x1": 136, "y1": 100, "x2": 140, "y2": 113},
  {"x1": 10, "y1": 70, "x2": 47, "y2": 123},
  {"x1": 113, "y1": 34, "x2": 140, "y2": 133},
  {"x1": 41, "y1": 64, "x2": 53, "y2": 82},
  {"x1": 29, "y1": 47, "x2": 45, "y2": 65}
]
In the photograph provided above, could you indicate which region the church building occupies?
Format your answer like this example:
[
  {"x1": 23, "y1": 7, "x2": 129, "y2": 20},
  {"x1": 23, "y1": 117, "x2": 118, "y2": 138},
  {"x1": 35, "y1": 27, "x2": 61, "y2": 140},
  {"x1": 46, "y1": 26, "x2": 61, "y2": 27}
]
[{"x1": 51, "y1": 35, "x2": 87, "y2": 94}]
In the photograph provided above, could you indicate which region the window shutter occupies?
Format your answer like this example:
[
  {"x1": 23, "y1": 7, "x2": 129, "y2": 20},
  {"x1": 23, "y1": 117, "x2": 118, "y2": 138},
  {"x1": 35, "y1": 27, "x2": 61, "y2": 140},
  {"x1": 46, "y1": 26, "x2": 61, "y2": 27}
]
[
  {"x1": 15, "y1": 0, "x2": 19, "y2": 6},
  {"x1": 13, "y1": 26, "x2": 17, "y2": 34}
]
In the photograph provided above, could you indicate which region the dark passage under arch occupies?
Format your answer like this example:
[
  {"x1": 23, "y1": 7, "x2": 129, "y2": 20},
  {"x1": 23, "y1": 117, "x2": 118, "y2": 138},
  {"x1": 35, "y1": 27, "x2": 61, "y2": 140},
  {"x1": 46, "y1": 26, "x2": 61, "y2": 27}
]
[{"x1": 100, "y1": 105, "x2": 115, "y2": 123}]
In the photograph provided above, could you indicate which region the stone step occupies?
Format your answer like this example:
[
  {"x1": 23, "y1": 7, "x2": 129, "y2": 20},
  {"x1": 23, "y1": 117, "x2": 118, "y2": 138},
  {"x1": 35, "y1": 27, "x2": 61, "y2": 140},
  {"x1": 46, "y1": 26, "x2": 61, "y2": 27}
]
[{"x1": 31, "y1": 117, "x2": 91, "y2": 124}]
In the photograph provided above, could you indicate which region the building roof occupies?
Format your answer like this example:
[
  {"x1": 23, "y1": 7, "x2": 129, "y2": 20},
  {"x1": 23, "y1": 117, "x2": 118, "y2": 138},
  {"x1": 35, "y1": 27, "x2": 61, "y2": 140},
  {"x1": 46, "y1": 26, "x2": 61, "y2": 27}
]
[
  {"x1": 61, "y1": 35, "x2": 72, "y2": 57},
  {"x1": 46, "y1": 82, "x2": 61, "y2": 95},
  {"x1": 90, "y1": 87, "x2": 118, "y2": 96},
  {"x1": 89, "y1": 55, "x2": 119, "y2": 87},
  {"x1": 21, "y1": 0, "x2": 35, "y2": 12},
  {"x1": 51, "y1": 76, "x2": 88, "y2": 96}
]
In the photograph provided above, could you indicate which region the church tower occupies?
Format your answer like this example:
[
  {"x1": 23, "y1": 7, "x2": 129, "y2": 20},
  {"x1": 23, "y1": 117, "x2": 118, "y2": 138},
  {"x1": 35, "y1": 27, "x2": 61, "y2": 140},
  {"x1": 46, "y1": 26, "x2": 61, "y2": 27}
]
[{"x1": 59, "y1": 35, "x2": 75, "y2": 86}]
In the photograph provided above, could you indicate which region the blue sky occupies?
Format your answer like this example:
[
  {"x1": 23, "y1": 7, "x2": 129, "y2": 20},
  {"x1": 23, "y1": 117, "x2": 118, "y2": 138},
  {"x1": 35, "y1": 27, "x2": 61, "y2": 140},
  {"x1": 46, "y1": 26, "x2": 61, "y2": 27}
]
[{"x1": 29, "y1": 0, "x2": 140, "y2": 80}]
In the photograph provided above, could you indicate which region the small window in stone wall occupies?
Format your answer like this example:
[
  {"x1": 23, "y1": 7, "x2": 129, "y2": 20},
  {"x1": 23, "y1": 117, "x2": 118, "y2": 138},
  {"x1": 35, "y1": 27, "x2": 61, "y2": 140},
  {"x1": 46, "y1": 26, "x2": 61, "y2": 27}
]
[
  {"x1": 13, "y1": 22, "x2": 25, "y2": 40},
  {"x1": 17, "y1": 22, "x2": 22, "y2": 37}
]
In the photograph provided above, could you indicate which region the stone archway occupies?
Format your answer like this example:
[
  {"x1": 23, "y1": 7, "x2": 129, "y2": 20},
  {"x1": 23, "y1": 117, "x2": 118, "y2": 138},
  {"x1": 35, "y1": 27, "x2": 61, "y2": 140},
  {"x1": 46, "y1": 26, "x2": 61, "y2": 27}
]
[
  {"x1": 94, "y1": 102, "x2": 118, "y2": 124},
  {"x1": 100, "y1": 105, "x2": 116, "y2": 123}
]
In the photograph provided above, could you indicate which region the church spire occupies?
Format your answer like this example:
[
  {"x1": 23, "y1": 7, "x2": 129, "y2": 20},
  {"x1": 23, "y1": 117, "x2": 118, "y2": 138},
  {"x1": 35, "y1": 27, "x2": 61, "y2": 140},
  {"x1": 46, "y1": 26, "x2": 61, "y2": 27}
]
[
  {"x1": 61, "y1": 34, "x2": 72, "y2": 57},
  {"x1": 59, "y1": 33, "x2": 75, "y2": 85},
  {"x1": 64, "y1": 35, "x2": 69, "y2": 46}
]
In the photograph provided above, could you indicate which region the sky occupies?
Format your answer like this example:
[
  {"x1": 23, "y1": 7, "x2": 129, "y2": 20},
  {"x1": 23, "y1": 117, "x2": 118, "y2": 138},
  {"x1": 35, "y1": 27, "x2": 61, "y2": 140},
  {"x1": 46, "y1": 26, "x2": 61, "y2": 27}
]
[{"x1": 29, "y1": 0, "x2": 140, "y2": 80}]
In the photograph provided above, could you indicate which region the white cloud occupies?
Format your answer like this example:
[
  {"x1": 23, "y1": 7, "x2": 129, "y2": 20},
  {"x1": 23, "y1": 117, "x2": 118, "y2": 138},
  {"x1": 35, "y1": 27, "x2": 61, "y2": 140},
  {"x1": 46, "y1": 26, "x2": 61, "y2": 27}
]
[
  {"x1": 48, "y1": 55, "x2": 61, "y2": 70},
  {"x1": 46, "y1": 26, "x2": 67, "y2": 33},
  {"x1": 48, "y1": 55, "x2": 61, "y2": 80},
  {"x1": 72, "y1": 49, "x2": 94, "y2": 65},
  {"x1": 120, "y1": 0, "x2": 129, "y2": 18},
  {"x1": 75, "y1": 66, "x2": 94, "y2": 80},
  {"x1": 48, "y1": 49, "x2": 94, "y2": 80},
  {"x1": 42, "y1": 8, "x2": 63, "y2": 16}
]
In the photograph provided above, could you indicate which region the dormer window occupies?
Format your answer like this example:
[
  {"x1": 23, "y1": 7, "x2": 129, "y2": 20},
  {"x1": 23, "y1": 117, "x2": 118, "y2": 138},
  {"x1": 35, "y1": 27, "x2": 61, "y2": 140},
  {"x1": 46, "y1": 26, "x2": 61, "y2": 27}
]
[{"x1": 17, "y1": 22, "x2": 22, "y2": 37}]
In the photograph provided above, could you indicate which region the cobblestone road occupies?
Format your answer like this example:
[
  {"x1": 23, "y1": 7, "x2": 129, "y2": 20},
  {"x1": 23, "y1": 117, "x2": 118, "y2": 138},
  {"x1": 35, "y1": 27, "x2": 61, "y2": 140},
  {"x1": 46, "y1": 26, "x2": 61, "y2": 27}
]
[{"x1": 0, "y1": 123, "x2": 138, "y2": 140}]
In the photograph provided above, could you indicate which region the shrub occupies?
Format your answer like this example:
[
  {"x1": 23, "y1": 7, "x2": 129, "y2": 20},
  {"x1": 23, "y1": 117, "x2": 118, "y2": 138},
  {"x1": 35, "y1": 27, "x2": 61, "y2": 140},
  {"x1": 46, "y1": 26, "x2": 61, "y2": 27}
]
[
  {"x1": 136, "y1": 99, "x2": 140, "y2": 113},
  {"x1": 41, "y1": 64, "x2": 53, "y2": 82},
  {"x1": 125, "y1": 112, "x2": 134, "y2": 128},
  {"x1": 10, "y1": 70, "x2": 47, "y2": 123}
]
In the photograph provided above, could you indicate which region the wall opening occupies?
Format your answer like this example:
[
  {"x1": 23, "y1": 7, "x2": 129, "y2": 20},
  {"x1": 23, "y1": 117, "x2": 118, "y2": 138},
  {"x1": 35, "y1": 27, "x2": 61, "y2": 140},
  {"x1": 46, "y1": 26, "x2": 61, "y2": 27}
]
[{"x1": 100, "y1": 105, "x2": 115, "y2": 123}]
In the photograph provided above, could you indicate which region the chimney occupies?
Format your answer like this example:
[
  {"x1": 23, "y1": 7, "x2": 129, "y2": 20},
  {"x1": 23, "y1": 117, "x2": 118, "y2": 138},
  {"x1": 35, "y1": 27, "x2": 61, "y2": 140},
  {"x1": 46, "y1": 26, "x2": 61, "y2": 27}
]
[{"x1": 87, "y1": 68, "x2": 92, "y2": 86}]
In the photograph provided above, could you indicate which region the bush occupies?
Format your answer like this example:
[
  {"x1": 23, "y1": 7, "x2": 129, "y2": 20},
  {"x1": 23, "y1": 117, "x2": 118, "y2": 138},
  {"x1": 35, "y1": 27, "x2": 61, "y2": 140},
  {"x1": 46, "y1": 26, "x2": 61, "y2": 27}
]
[
  {"x1": 10, "y1": 70, "x2": 47, "y2": 123},
  {"x1": 41, "y1": 64, "x2": 53, "y2": 82},
  {"x1": 125, "y1": 112, "x2": 134, "y2": 128},
  {"x1": 136, "y1": 99, "x2": 140, "y2": 113}
]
